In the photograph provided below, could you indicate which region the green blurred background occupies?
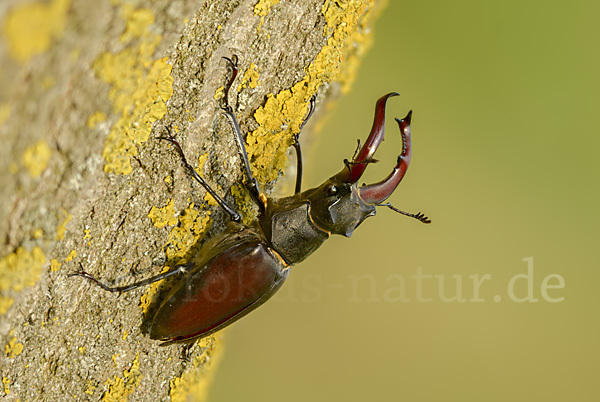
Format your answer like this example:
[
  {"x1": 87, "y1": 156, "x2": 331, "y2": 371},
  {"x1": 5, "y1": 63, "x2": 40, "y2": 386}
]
[{"x1": 211, "y1": 1, "x2": 599, "y2": 401}]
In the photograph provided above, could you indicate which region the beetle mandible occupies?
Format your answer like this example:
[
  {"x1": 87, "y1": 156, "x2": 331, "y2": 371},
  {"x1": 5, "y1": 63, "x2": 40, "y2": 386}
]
[{"x1": 71, "y1": 56, "x2": 430, "y2": 345}]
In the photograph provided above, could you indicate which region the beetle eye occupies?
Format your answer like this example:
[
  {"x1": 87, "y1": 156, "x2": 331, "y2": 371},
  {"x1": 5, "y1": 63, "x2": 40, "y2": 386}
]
[{"x1": 327, "y1": 185, "x2": 337, "y2": 196}]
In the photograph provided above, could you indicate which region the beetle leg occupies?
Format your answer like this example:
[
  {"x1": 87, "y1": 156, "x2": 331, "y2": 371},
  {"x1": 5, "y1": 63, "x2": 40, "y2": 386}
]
[
  {"x1": 221, "y1": 55, "x2": 238, "y2": 109},
  {"x1": 68, "y1": 265, "x2": 188, "y2": 293},
  {"x1": 158, "y1": 132, "x2": 242, "y2": 222},
  {"x1": 221, "y1": 56, "x2": 262, "y2": 201},
  {"x1": 292, "y1": 95, "x2": 317, "y2": 194},
  {"x1": 291, "y1": 136, "x2": 303, "y2": 194},
  {"x1": 180, "y1": 343, "x2": 194, "y2": 362}
]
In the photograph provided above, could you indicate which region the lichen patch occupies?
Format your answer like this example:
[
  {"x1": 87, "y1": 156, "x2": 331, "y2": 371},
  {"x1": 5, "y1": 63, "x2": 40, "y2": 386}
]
[
  {"x1": 0, "y1": 246, "x2": 46, "y2": 315},
  {"x1": 1, "y1": 0, "x2": 71, "y2": 63},
  {"x1": 22, "y1": 140, "x2": 52, "y2": 178},
  {"x1": 101, "y1": 354, "x2": 141, "y2": 402},
  {"x1": 147, "y1": 199, "x2": 178, "y2": 228},
  {"x1": 242, "y1": 0, "x2": 377, "y2": 190},
  {"x1": 4, "y1": 335, "x2": 24, "y2": 358},
  {"x1": 169, "y1": 337, "x2": 223, "y2": 402},
  {"x1": 95, "y1": 6, "x2": 173, "y2": 175},
  {"x1": 140, "y1": 204, "x2": 212, "y2": 314},
  {"x1": 237, "y1": 63, "x2": 261, "y2": 91}
]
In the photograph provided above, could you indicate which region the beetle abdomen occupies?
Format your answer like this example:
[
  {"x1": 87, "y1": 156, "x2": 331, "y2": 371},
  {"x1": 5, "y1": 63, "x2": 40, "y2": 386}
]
[{"x1": 150, "y1": 240, "x2": 289, "y2": 344}]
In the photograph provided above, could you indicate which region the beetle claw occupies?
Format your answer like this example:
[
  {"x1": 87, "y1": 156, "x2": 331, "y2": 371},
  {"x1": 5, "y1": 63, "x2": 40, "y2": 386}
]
[{"x1": 221, "y1": 55, "x2": 239, "y2": 109}]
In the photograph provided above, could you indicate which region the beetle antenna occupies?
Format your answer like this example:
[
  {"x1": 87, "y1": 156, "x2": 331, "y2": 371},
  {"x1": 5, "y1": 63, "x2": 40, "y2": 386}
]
[{"x1": 378, "y1": 203, "x2": 431, "y2": 224}]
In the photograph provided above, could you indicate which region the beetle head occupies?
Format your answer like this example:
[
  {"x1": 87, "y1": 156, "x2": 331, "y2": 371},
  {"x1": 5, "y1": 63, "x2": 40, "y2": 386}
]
[
  {"x1": 302, "y1": 179, "x2": 376, "y2": 237},
  {"x1": 303, "y1": 93, "x2": 423, "y2": 237}
]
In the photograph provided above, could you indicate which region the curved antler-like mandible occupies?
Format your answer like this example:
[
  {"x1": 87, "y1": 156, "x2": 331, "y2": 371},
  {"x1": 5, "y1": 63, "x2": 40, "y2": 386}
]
[
  {"x1": 336, "y1": 92, "x2": 399, "y2": 183},
  {"x1": 358, "y1": 111, "x2": 412, "y2": 204}
]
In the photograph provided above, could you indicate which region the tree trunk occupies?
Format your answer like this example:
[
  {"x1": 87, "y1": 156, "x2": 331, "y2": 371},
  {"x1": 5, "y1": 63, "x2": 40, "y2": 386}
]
[{"x1": 0, "y1": 0, "x2": 383, "y2": 400}]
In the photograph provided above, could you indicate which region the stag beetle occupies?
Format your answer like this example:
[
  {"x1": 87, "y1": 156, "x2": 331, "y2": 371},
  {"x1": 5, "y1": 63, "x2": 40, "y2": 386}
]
[{"x1": 71, "y1": 56, "x2": 430, "y2": 345}]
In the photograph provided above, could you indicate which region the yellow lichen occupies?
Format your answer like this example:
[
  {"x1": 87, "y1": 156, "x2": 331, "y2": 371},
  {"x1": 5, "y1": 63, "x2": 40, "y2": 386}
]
[
  {"x1": 56, "y1": 211, "x2": 71, "y2": 240},
  {"x1": 50, "y1": 259, "x2": 61, "y2": 272},
  {"x1": 254, "y1": 0, "x2": 280, "y2": 32},
  {"x1": 87, "y1": 111, "x2": 108, "y2": 128},
  {"x1": 147, "y1": 199, "x2": 178, "y2": 228},
  {"x1": 213, "y1": 86, "x2": 225, "y2": 100},
  {"x1": 85, "y1": 381, "x2": 96, "y2": 396},
  {"x1": 95, "y1": 5, "x2": 173, "y2": 175},
  {"x1": 120, "y1": 7, "x2": 155, "y2": 43},
  {"x1": 102, "y1": 354, "x2": 141, "y2": 402},
  {"x1": 138, "y1": 265, "x2": 170, "y2": 314},
  {"x1": 83, "y1": 229, "x2": 91, "y2": 239},
  {"x1": 165, "y1": 205, "x2": 212, "y2": 265},
  {"x1": 140, "y1": 204, "x2": 212, "y2": 313},
  {"x1": 169, "y1": 337, "x2": 223, "y2": 402},
  {"x1": 65, "y1": 249, "x2": 77, "y2": 262},
  {"x1": 240, "y1": 0, "x2": 377, "y2": 191},
  {"x1": 4, "y1": 336, "x2": 23, "y2": 358},
  {"x1": 78, "y1": 346, "x2": 86, "y2": 354},
  {"x1": 2, "y1": 377, "x2": 10, "y2": 395},
  {"x1": 331, "y1": 0, "x2": 385, "y2": 93},
  {"x1": 254, "y1": 0, "x2": 280, "y2": 16},
  {"x1": 1, "y1": 0, "x2": 71, "y2": 63},
  {"x1": 196, "y1": 153, "x2": 209, "y2": 177},
  {"x1": 22, "y1": 140, "x2": 52, "y2": 178},
  {"x1": 0, "y1": 299, "x2": 12, "y2": 317},
  {"x1": 33, "y1": 228, "x2": 44, "y2": 239},
  {"x1": 0, "y1": 246, "x2": 46, "y2": 315},
  {"x1": 237, "y1": 63, "x2": 261, "y2": 91},
  {"x1": 203, "y1": 193, "x2": 218, "y2": 207},
  {"x1": 231, "y1": 185, "x2": 256, "y2": 226}
]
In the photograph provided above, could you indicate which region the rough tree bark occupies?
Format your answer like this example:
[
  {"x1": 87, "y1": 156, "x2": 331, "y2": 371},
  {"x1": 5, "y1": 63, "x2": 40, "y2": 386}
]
[{"x1": 0, "y1": 0, "x2": 383, "y2": 400}]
